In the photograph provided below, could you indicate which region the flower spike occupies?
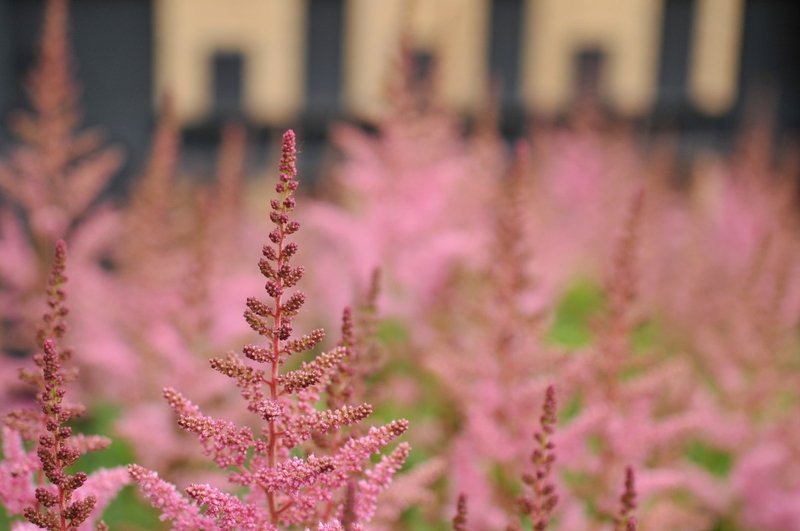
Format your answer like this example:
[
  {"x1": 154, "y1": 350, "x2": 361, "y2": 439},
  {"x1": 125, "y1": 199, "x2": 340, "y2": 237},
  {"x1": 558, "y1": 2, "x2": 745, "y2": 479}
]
[{"x1": 130, "y1": 131, "x2": 409, "y2": 528}]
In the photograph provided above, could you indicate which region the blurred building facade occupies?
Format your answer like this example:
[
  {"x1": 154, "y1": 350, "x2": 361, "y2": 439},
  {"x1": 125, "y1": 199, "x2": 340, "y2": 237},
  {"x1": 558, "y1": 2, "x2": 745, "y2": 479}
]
[{"x1": 0, "y1": 0, "x2": 798, "y2": 178}]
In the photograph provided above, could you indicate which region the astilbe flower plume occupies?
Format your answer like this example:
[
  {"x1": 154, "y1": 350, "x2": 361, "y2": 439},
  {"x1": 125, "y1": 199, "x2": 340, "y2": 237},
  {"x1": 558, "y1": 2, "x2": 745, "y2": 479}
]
[
  {"x1": 0, "y1": 0, "x2": 122, "y2": 391},
  {"x1": 0, "y1": 0, "x2": 122, "y2": 257},
  {"x1": 300, "y1": 43, "x2": 498, "y2": 326},
  {"x1": 319, "y1": 272, "x2": 445, "y2": 531},
  {"x1": 451, "y1": 386, "x2": 560, "y2": 531},
  {"x1": 0, "y1": 241, "x2": 128, "y2": 531},
  {"x1": 555, "y1": 189, "x2": 722, "y2": 530},
  {"x1": 129, "y1": 130, "x2": 409, "y2": 530},
  {"x1": 425, "y1": 143, "x2": 561, "y2": 529},
  {"x1": 655, "y1": 127, "x2": 800, "y2": 531},
  {"x1": 451, "y1": 494, "x2": 468, "y2": 531},
  {"x1": 76, "y1": 102, "x2": 260, "y2": 489},
  {"x1": 509, "y1": 385, "x2": 558, "y2": 531},
  {"x1": 614, "y1": 466, "x2": 637, "y2": 531}
]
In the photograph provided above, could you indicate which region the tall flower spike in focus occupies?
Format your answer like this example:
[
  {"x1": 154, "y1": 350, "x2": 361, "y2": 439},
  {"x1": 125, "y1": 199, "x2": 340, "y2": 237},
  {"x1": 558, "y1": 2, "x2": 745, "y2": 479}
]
[
  {"x1": 0, "y1": 241, "x2": 129, "y2": 531},
  {"x1": 130, "y1": 130, "x2": 409, "y2": 529}
]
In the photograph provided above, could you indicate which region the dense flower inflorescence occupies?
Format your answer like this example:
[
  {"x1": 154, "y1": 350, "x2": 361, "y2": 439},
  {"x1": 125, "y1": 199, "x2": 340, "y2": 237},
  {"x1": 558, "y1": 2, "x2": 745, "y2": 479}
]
[
  {"x1": 452, "y1": 494, "x2": 469, "y2": 531},
  {"x1": 0, "y1": 241, "x2": 128, "y2": 531},
  {"x1": 0, "y1": 0, "x2": 122, "y2": 382},
  {"x1": 615, "y1": 466, "x2": 638, "y2": 531},
  {"x1": 513, "y1": 385, "x2": 559, "y2": 531},
  {"x1": 130, "y1": 130, "x2": 409, "y2": 530}
]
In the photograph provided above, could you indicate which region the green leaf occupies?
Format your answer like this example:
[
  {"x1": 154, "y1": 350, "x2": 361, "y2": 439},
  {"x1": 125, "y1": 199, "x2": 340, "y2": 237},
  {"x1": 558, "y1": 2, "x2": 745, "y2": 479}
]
[
  {"x1": 545, "y1": 279, "x2": 605, "y2": 348},
  {"x1": 685, "y1": 440, "x2": 733, "y2": 478}
]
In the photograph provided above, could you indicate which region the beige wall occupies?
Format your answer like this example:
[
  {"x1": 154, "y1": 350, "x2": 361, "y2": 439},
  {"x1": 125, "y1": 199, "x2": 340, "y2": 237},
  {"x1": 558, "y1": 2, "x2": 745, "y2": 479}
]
[
  {"x1": 521, "y1": 0, "x2": 743, "y2": 116},
  {"x1": 521, "y1": 0, "x2": 665, "y2": 116},
  {"x1": 689, "y1": 0, "x2": 744, "y2": 114},
  {"x1": 344, "y1": 0, "x2": 490, "y2": 121},
  {"x1": 154, "y1": 0, "x2": 745, "y2": 125},
  {"x1": 154, "y1": 0, "x2": 306, "y2": 125}
]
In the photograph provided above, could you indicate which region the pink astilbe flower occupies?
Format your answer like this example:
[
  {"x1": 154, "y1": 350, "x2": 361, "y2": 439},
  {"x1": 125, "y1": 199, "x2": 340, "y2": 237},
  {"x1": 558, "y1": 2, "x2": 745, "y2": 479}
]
[
  {"x1": 731, "y1": 432, "x2": 800, "y2": 531},
  {"x1": 424, "y1": 144, "x2": 565, "y2": 530},
  {"x1": 0, "y1": 241, "x2": 127, "y2": 531},
  {"x1": 127, "y1": 465, "x2": 217, "y2": 531},
  {"x1": 257, "y1": 455, "x2": 336, "y2": 495},
  {"x1": 355, "y1": 442, "x2": 411, "y2": 522},
  {"x1": 171, "y1": 395, "x2": 255, "y2": 469},
  {"x1": 369, "y1": 452, "x2": 446, "y2": 529},
  {"x1": 522, "y1": 385, "x2": 559, "y2": 531},
  {"x1": 299, "y1": 49, "x2": 500, "y2": 326},
  {"x1": 0, "y1": 0, "x2": 122, "y2": 254},
  {"x1": 186, "y1": 483, "x2": 272, "y2": 531},
  {"x1": 320, "y1": 273, "x2": 383, "y2": 434},
  {"x1": 519, "y1": 106, "x2": 642, "y2": 293},
  {"x1": 635, "y1": 121, "x2": 800, "y2": 528},
  {"x1": 0, "y1": 426, "x2": 40, "y2": 513},
  {"x1": 79, "y1": 104, "x2": 263, "y2": 490},
  {"x1": 114, "y1": 93, "x2": 181, "y2": 288},
  {"x1": 298, "y1": 82, "x2": 798, "y2": 529},
  {"x1": 504, "y1": 385, "x2": 559, "y2": 531},
  {"x1": 553, "y1": 190, "x2": 725, "y2": 530},
  {"x1": 0, "y1": 0, "x2": 122, "y2": 383},
  {"x1": 312, "y1": 273, "x2": 442, "y2": 531},
  {"x1": 452, "y1": 494, "x2": 468, "y2": 531},
  {"x1": 130, "y1": 130, "x2": 409, "y2": 529},
  {"x1": 614, "y1": 467, "x2": 637, "y2": 531},
  {"x1": 447, "y1": 386, "x2": 561, "y2": 531},
  {"x1": 315, "y1": 519, "x2": 364, "y2": 531}
]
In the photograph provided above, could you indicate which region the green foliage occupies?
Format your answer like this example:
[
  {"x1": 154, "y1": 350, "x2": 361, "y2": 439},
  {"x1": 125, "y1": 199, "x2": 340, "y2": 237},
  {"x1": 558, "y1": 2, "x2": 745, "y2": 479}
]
[
  {"x1": 710, "y1": 515, "x2": 747, "y2": 531},
  {"x1": 631, "y1": 319, "x2": 660, "y2": 352},
  {"x1": 560, "y1": 391, "x2": 583, "y2": 422},
  {"x1": 400, "y1": 505, "x2": 450, "y2": 531},
  {"x1": 101, "y1": 485, "x2": 164, "y2": 530},
  {"x1": 66, "y1": 403, "x2": 130, "y2": 474},
  {"x1": 586, "y1": 434, "x2": 607, "y2": 456},
  {"x1": 545, "y1": 279, "x2": 605, "y2": 347},
  {"x1": 376, "y1": 318, "x2": 410, "y2": 345},
  {"x1": 2, "y1": 401, "x2": 163, "y2": 531},
  {"x1": 0, "y1": 504, "x2": 10, "y2": 529},
  {"x1": 65, "y1": 403, "x2": 163, "y2": 529},
  {"x1": 685, "y1": 440, "x2": 733, "y2": 478},
  {"x1": 490, "y1": 462, "x2": 522, "y2": 501},
  {"x1": 370, "y1": 356, "x2": 458, "y2": 468}
]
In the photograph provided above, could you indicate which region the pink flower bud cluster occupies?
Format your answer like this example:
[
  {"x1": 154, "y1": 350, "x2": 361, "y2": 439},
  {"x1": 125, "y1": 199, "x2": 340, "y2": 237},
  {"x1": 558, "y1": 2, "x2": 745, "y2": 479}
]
[
  {"x1": 615, "y1": 466, "x2": 638, "y2": 531},
  {"x1": 511, "y1": 385, "x2": 559, "y2": 531},
  {"x1": 130, "y1": 131, "x2": 409, "y2": 530},
  {"x1": 1, "y1": 241, "x2": 128, "y2": 531}
]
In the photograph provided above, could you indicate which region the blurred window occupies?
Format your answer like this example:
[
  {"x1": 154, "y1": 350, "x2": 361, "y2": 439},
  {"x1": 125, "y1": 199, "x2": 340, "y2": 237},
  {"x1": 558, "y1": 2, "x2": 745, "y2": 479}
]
[
  {"x1": 306, "y1": 0, "x2": 343, "y2": 111},
  {"x1": 489, "y1": 0, "x2": 523, "y2": 104},
  {"x1": 411, "y1": 50, "x2": 435, "y2": 85},
  {"x1": 657, "y1": 0, "x2": 694, "y2": 111},
  {"x1": 575, "y1": 48, "x2": 606, "y2": 101},
  {"x1": 212, "y1": 51, "x2": 245, "y2": 119}
]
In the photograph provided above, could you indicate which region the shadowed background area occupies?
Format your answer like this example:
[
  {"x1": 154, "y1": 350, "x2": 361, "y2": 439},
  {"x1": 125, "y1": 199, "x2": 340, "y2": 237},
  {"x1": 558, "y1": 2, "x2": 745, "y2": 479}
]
[{"x1": 0, "y1": 0, "x2": 798, "y2": 187}]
